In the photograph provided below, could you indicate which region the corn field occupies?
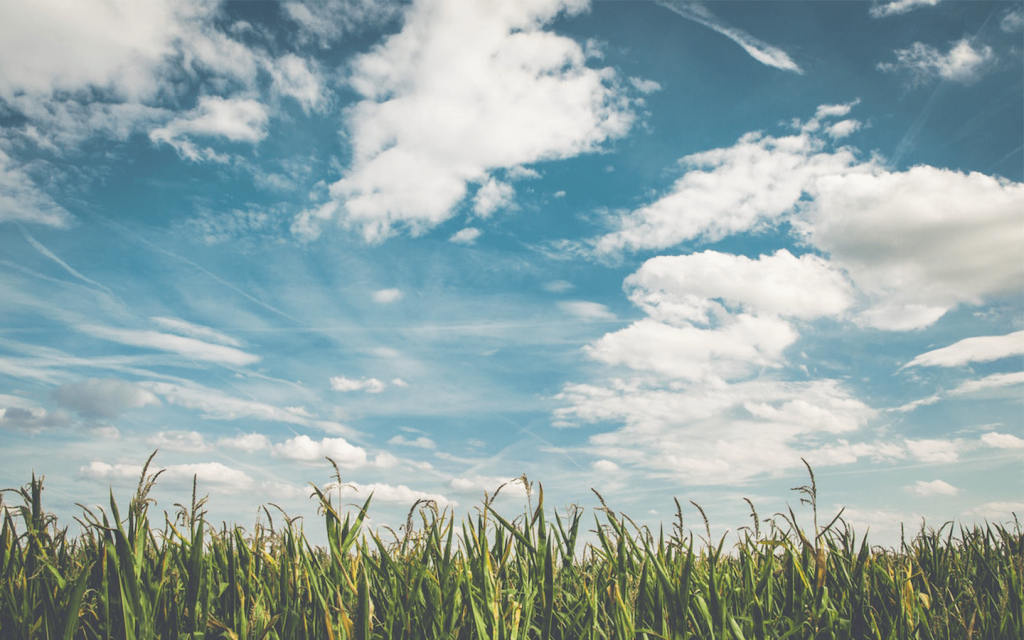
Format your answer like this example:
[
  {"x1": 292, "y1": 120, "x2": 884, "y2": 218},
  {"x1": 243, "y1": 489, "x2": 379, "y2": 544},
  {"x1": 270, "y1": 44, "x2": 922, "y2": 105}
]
[{"x1": 1, "y1": 455, "x2": 1021, "y2": 640}]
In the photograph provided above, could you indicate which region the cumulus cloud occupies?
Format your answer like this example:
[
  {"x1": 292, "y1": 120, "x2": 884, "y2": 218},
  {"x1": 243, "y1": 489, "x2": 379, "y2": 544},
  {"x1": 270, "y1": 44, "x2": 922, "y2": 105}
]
[
  {"x1": 584, "y1": 250, "x2": 851, "y2": 383},
  {"x1": 804, "y1": 168, "x2": 1024, "y2": 329},
  {"x1": 556, "y1": 377, "x2": 877, "y2": 483},
  {"x1": 0, "y1": 405, "x2": 70, "y2": 431},
  {"x1": 150, "y1": 96, "x2": 270, "y2": 162},
  {"x1": 267, "y1": 53, "x2": 326, "y2": 113},
  {"x1": 147, "y1": 430, "x2": 208, "y2": 452},
  {"x1": 656, "y1": 2, "x2": 802, "y2": 74},
  {"x1": 592, "y1": 127, "x2": 865, "y2": 255},
  {"x1": 627, "y1": 250, "x2": 852, "y2": 323},
  {"x1": 981, "y1": 432, "x2": 1024, "y2": 449},
  {"x1": 0, "y1": 0, "x2": 198, "y2": 102},
  {"x1": 629, "y1": 77, "x2": 661, "y2": 94},
  {"x1": 272, "y1": 434, "x2": 368, "y2": 467},
  {"x1": 449, "y1": 475, "x2": 529, "y2": 498},
  {"x1": 905, "y1": 438, "x2": 960, "y2": 463},
  {"x1": 473, "y1": 178, "x2": 516, "y2": 217},
  {"x1": 909, "y1": 479, "x2": 958, "y2": 496},
  {"x1": 870, "y1": 0, "x2": 940, "y2": 18},
  {"x1": 330, "y1": 375, "x2": 387, "y2": 393},
  {"x1": 294, "y1": 0, "x2": 633, "y2": 242},
  {"x1": 904, "y1": 331, "x2": 1024, "y2": 368},
  {"x1": 81, "y1": 460, "x2": 253, "y2": 492},
  {"x1": 965, "y1": 501, "x2": 1024, "y2": 519},
  {"x1": 388, "y1": 435, "x2": 436, "y2": 449},
  {"x1": 78, "y1": 325, "x2": 260, "y2": 366},
  {"x1": 591, "y1": 107, "x2": 1024, "y2": 331},
  {"x1": 878, "y1": 39, "x2": 994, "y2": 85},
  {"x1": 335, "y1": 481, "x2": 456, "y2": 508},
  {"x1": 52, "y1": 378, "x2": 160, "y2": 420},
  {"x1": 592, "y1": 459, "x2": 620, "y2": 472},
  {"x1": 449, "y1": 228, "x2": 483, "y2": 245},
  {"x1": 218, "y1": 432, "x2": 272, "y2": 452}
]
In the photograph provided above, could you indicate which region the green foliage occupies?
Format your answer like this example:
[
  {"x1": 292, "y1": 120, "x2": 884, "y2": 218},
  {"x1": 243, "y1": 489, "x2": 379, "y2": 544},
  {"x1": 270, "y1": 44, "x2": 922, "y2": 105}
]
[{"x1": 0, "y1": 459, "x2": 1020, "y2": 639}]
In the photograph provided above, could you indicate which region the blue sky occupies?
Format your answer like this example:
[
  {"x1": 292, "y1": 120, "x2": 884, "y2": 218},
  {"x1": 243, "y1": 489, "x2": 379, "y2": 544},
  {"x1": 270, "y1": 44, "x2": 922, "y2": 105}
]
[{"x1": 1, "y1": 0, "x2": 1022, "y2": 545}]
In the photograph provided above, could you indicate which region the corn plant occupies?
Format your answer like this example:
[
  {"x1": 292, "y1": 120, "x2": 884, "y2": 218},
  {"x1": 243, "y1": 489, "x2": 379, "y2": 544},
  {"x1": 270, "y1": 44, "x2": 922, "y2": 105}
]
[{"x1": 1, "y1": 457, "x2": 1020, "y2": 639}]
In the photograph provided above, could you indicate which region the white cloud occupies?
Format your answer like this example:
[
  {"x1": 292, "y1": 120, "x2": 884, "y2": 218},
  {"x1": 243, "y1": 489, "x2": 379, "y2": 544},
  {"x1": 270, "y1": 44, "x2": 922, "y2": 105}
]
[
  {"x1": 592, "y1": 459, "x2": 620, "y2": 472},
  {"x1": 656, "y1": 2, "x2": 802, "y2": 74},
  {"x1": 801, "y1": 169, "x2": 1023, "y2": 330},
  {"x1": 150, "y1": 96, "x2": 270, "y2": 162},
  {"x1": 268, "y1": 54, "x2": 325, "y2": 113},
  {"x1": 80, "y1": 460, "x2": 253, "y2": 492},
  {"x1": 951, "y1": 372, "x2": 1024, "y2": 396},
  {"x1": 449, "y1": 228, "x2": 483, "y2": 245},
  {"x1": 388, "y1": 435, "x2": 437, "y2": 449},
  {"x1": 449, "y1": 475, "x2": 528, "y2": 498},
  {"x1": 150, "y1": 317, "x2": 242, "y2": 347},
  {"x1": 870, "y1": 0, "x2": 940, "y2": 18},
  {"x1": 78, "y1": 325, "x2": 260, "y2": 366},
  {"x1": 330, "y1": 375, "x2": 387, "y2": 393},
  {"x1": 591, "y1": 109, "x2": 1023, "y2": 331},
  {"x1": 372, "y1": 451, "x2": 400, "y2": 468},
  {"x1": 300, "y1": 0, "x2": 633, "y2": 242},
  {"x1": 148, "y1": 430, "x2": 208, "y2": 452},
  {"x1": 543, "y1": 280, "x2": 574, "y2": 293},
  {"x1": 1002, "y1": 7, "x2": 1024, "y2": 33},
  {"x1": 626, "y1": 250, "x2": 852, "y2": 323},
  {"x1": 0, "y1": 150, "x2": 73, "y2": 227},
  {"x1": 904, "y1": 331, "x2": 1024, "y2": 368},
  {"x1": 139, "y1": 381, "x2": 350, "y2": 434},
  {"x1": 965, "y1": 501, "x2": 1024, "y2": 519},
  {"x1": 0, "y1": 405, "x2": 70, "y2": 431},
  {"x1": 909, "y1": 479, "x2": 958, "y2": 496},
  {"x1": 559, "y1": 301, "x2": 616, "y2": 322},
  {"x1": 555, "y1": 378, "x2": 876, "y2": 483},
  {"x1": 592, "y1": 128, "x2": 865, "y2": 255},
  {"x1": 584, "y1": 250, "x2": 852, "y2": 383},
  {"x1": 473, "y1": 178, "x2": 516, "y2": 217},
  {"x1": 981, "y1": 432, "x2": 1024, "y2": 449},
  {"x1": 273, "y1": 434, "x2": 368, "y2": 467},
  {"x1": 878, "y1": 39, "x2": 994, "y2": 85},
  {"x1": 585, "y1": 315, "x2": 797, "y2": 381},
  {"x1": 283, "y1": 0, "x2": 404, "y2": 47},
  {"x1": 905, "y1": 438, "x2": 960, "y2": 463},
  {"x1": 335, "y1": 481, "x2": 456, "y2": 508},
  {"x1": 629, "y1": 77, "x2": 661, "y2": 94},
  {"x1": 52, "y1": 378, "x2": 160, "y2": 419},
  {"x1": 217, "y1": 432, "x2": 272, "y2": 452},
  {"x1": 825, "y1": 119, "x2": 861, "y2": 140},
  {"x1": 0, "y1": 0, "x2": 199, "y2": 102},
  {"x1": 372, "y1": 288, "x2": 403, "y2": 304}
]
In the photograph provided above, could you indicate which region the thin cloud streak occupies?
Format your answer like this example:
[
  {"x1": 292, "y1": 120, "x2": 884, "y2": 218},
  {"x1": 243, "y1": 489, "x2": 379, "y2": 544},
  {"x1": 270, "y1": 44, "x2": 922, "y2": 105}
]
[{"x1": 657, "y1": 1, "x2": 803, "y2": 74}]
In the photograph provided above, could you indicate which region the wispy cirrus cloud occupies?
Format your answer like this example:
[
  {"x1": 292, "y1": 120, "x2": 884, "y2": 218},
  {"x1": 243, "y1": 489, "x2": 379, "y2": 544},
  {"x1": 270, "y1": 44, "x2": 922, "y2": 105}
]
[
  {"x1": 78, "y1": 325, "x2": 259, "y2": 366},
  {"x1": 870, "y1": 0, "x2": 940, "y2": 19},
  {"x1": 0, "y1": 150, "x2": 73, "y2": 227},
  {"x1": 656, "y1": 2, "x2": 803, "y2": 74}
]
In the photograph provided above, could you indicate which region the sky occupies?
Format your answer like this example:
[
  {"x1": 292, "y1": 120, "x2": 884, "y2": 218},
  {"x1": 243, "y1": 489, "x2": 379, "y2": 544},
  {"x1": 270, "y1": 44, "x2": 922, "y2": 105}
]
[{"x1": 1, "y1": 0, "x2": 1022, "y2": 546}]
